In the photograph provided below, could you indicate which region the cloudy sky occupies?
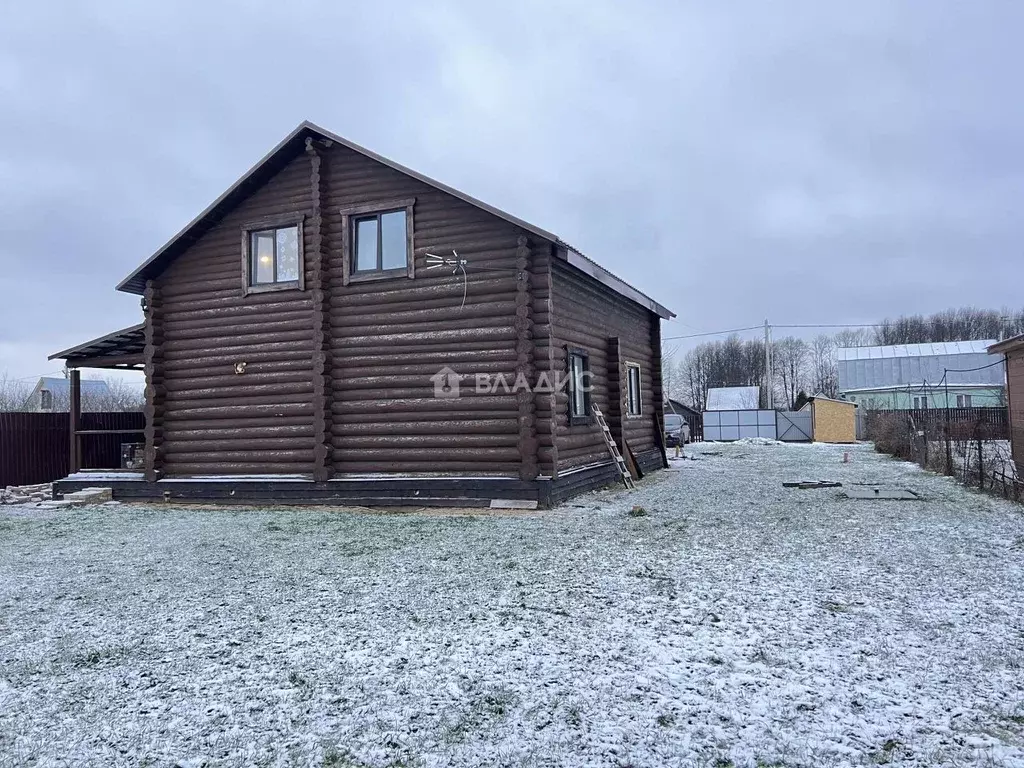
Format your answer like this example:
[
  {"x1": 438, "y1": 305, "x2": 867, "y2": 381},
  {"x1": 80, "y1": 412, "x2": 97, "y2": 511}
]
[{"x1": 1, "y1": 1, "x2": 1022, "y2": 381}]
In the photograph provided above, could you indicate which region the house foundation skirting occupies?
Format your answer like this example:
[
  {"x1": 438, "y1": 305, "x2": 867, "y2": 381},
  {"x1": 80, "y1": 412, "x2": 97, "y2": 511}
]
[{"x1": 53, "y1": 452, "x2": 663, "y2": 508}]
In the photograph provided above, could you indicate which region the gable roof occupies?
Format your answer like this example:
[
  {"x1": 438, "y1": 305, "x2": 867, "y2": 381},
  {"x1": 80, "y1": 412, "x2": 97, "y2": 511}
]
[
  {"x1": 117, "y1": 121, "x2": 673, "y2": 319},
  {"x1": 31, "y1": 377, "x2": 111, "y2": 397}
]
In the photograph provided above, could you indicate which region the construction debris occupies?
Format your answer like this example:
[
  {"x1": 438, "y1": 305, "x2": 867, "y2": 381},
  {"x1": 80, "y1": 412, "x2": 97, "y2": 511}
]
[
  {"x1": 782, "y1": 481, "x2": 843, "y2": 489},
  {"x1": 843, "y1": 487, "x2": 920, "y2": 500}
]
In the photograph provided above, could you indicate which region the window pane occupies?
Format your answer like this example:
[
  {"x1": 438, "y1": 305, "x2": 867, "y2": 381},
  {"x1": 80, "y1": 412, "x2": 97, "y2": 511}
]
[
  {"x1": 253, "y1": 231, "x2": 275, "y2": 283},
  {"x1": 380, "y1": 210, "x2": 407, "y2": 270},
  {"x1": 276, "y1": 227, "x2": 299, "y2": 282},
  {"x1": 571, "y1": 355, "x2": 586, "y2": 416},
  {"x1": 354, "y1": 217, "x2": 378, "y2": 271}
]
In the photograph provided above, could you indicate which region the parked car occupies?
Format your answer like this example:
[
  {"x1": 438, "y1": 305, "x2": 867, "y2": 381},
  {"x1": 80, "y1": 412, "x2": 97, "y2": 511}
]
[{"x1": 665, "y1": 413, "x2": 690, "y2": 447}]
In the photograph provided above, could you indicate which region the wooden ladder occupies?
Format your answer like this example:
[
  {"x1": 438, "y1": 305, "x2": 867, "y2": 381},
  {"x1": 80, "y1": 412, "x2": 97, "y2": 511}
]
[{"x1": 592, "y1": 404, "x2": 635, "y2": 490}]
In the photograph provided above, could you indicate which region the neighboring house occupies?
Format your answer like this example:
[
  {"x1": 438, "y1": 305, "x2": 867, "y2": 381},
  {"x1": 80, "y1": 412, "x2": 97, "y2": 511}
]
[
  {"x1": 837, "y1": 341, "x2": 1005, "y2": 410},
  {"x1": 50, "y1": 121, "x2": 674, "y2": 507},
  {"x1": 988, "y1": 335, "x2": 1024, "y2": 478},
  {"x1": 706, "y1": 386, "x2": 760, "y2": 411},
  {"x1": 22, "y1": 377, "x2": 111, "y2": 412}
]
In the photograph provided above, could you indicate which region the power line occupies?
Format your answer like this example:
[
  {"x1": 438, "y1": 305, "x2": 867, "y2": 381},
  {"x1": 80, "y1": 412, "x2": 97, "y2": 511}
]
[{"x1": 663, "y1": 325, "x2": 762, "y2": 341}]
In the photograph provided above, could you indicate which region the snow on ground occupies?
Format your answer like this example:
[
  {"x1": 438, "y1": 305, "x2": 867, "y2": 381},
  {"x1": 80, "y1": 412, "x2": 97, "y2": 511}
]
[{"x1": 2, "y1": 443, "x2": 1024, "y2": 767}]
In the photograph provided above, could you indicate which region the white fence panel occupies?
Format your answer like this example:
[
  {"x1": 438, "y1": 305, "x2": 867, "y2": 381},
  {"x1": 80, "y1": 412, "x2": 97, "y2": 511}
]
[{"x1": 702, "y1": 410, "x2": 777, "y2": 441}]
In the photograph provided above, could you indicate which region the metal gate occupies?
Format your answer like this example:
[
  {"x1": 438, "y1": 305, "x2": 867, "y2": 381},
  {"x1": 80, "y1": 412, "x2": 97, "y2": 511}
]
[{"x1": 776, "y1": 410, "x2": 812, "y2": 442}]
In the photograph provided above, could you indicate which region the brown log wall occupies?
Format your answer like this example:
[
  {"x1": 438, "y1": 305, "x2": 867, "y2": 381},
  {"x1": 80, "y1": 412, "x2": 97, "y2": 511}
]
[
  {"x1": 145, "y1": 135, "x2": 663, "y2": 485},
  {"x1": 321, "y1": 143, "x2": 524, "y2": 476},
  {"x1": 548, "y1": 258, "x2": 658, "y2": 471},
  {"x1": 155, "y1": 153, "x2": 316, "y2": 475}
]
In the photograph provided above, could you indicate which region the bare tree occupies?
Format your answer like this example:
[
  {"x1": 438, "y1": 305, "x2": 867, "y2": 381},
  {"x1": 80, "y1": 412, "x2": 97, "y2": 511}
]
[
  {"x1": 810, "y1": 335, "x2": 838, "y2": 398},
  {"x1": 773, "y1": 337, "x2": 808, "y2": 409},
  {"x1": 0, "y1": 373, "x2": 31, "y2": 412}
]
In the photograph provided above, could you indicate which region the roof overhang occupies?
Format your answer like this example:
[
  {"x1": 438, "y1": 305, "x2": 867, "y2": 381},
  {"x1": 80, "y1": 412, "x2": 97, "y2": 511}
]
[
  {"x1": 49, "y1": 324, "x2": 145, "y2": 370},
  {"x1": 989, "y1": 334, "x2": 1024, "y2": 355},
  {"x1": 116, "y1": 121, "x2": 674, "y2": 319}
]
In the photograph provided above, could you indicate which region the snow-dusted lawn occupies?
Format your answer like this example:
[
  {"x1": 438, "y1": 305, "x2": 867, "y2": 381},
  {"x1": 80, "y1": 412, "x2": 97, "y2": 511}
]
[{"x1": 2, "y1": 442, "x2": 1024, "y2": 768}]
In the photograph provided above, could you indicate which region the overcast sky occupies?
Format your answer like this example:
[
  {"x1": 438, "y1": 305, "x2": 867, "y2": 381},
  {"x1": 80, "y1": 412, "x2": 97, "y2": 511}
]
[{"x1": 2, "y1": 1, "x2": 1022, "y2": 381}]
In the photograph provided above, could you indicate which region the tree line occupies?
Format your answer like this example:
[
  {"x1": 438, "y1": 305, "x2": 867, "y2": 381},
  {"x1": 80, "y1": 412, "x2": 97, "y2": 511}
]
[{"x1": 666, "y1": 306, "x2": 1022, "y2": 411}]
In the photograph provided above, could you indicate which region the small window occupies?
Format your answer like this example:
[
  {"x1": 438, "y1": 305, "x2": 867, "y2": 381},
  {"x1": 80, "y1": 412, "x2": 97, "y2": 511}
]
[
  {"x1": 626, "y1": 363, "x2": 642, "y2": 416},
  {"x1": 241, "y1": 216, "x2": 304, "y2": 295},
  {"x1": 341, "y1": 199, "x2": 415, "y2": 284},
  {"x1": 353, "y1": 209, "x2": 408, "y2": 274},
  {"x1": 567, "y1": 349, "x2": 591, "y2": 425},
  {"x1": 964, "y1": 394, "x2": 972, "y2": 408},
  {"x1": 40, "y1": 389, "x2": 52, "y2": 410},
  {"x1": 956, "y1": 394, "x2": 964, "y2": 408}
]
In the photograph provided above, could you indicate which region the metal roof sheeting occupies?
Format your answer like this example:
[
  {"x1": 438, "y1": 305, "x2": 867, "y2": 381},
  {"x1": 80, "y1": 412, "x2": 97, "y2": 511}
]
[
  {"x1": 706, "y1": 386, "x2": 761, "y2": 410},
  {"x1": 836, "y1": 340, "x2": 996, "y2": 360},
  {"x1": 837, "y1": 340, "x2": 1004, "y2": 391}
]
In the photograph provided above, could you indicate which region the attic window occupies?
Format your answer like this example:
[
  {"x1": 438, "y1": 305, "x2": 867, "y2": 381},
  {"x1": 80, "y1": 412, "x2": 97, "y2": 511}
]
[
  {"x1": 40, "y1": 389, "x2": 52, "y2": 410},
  {"x1": 241, "y1": 214, "x2": 305, "y2": 295},
  {"x1": 340, "y1": 199, "x2": 415, "y2": 285}
]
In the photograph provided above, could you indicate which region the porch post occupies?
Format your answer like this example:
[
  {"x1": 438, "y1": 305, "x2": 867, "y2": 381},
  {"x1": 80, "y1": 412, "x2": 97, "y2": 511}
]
[{"x1": 69, "y1": 368, "x2": 81, "y2": 474}]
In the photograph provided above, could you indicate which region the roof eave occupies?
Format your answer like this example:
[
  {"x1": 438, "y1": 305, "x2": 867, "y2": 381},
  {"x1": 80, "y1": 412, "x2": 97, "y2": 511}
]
[{"x1": 989, "y1": 334, "x2": 1024, "y2": 355}]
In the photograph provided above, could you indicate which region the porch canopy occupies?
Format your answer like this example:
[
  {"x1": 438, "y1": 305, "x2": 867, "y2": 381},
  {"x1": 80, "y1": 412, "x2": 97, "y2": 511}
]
[
  {"x1": 49, "y1": 323, "x2": 145, "y2": 370},
  {"x1": 48, "y1": 323, "x2": 146, "y2": 474}
]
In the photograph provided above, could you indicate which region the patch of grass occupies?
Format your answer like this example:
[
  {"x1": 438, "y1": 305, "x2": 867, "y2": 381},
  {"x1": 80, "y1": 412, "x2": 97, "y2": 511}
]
[
  {"x1": 628, "y1": 505, "x2": 648, "y2": 517},
  {"x1": 822, "y1": 600, "x2": 850, "y2": 614},
  {"x1": 869, "y1": 739, "x2": 903, "y2": 764},
  {"x1": 655, "y1": 713, "x2": 675, "y2": 727}
]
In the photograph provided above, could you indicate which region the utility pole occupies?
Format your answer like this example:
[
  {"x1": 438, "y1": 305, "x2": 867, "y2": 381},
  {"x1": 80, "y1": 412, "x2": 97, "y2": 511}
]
[{"x1": 764, "y1": 319, "x2": 773, "y2": 409}]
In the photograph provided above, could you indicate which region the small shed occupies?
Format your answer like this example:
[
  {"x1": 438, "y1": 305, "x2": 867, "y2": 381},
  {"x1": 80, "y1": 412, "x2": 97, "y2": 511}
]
[
  {"x1": 800, "y1": 396, "x2": 857, "y2": 443},
  {"x1": 988, "y1": 335, "x2": 1023, "y2": 478}
]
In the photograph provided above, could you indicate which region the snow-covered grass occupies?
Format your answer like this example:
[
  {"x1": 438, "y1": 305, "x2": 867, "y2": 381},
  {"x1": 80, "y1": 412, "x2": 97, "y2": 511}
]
[{"x1": 2, "y1": 442, "x2": 1024, "y2": 767}]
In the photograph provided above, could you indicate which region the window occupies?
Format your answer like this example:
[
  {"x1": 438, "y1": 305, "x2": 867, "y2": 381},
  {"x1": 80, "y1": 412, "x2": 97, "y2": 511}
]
[
  {"x1": 964, "y1": 394, "x2": 972, "y2": 407},
  {"x1": 957, "y1": 394, "x2": 972, "y2": 408},
  {"x1": 340, "y1": 199, "x2": 415, "y2": 284},
  {"x1": 567, "y1": 348, "x2": 591, "y2": 425},
  {"x1": 241, "y1": 214, "x2": 304, "y2": 295},
  {"x1": 626, "y1": 363, "x2": 642, "y2": 416},
  {"x1": 914, "y1": 396, "x2": 927, "y2": 409},
  {"x1": 40, "y1": 389, "x2": 52, "y2": 410}
]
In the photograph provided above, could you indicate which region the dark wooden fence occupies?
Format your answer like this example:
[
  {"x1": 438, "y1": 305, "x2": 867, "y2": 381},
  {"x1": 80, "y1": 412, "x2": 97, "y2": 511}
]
[
  {"x1": 0, "y1": 412, "x2": 144, "y2": 487},
  {"x1": 870, "y1": 407, "x2": 1008, "y2": 439}
]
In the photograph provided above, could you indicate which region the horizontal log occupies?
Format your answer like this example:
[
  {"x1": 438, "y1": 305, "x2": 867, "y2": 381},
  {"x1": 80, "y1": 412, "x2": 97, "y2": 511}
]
[
  {"x1": 164, "y1": 403, "x2": 313, "y2": 420},
  {"x1": 163, "y1": 332, "x2": 314, "y2": 357},
  {"x1": 163, "y1": 311, "x2": 312, "y2": 339},
  {"x1": 333, "y1": 326, "x2": 515, "y2": 349},
  {"x1": 164, "y1": 449, "x2": 314, "y2": 463},
  {"x1": 164, "y1": 382, "x2": 313, "y2": 403},
  {"x1": 162, "y1": 369, "x2": 314, "y2": 388},
  {"x1": 332, "y1": 446, "x2": 519, "y2": 461},
  {"x1": 333, "y1": 434, "x2": 519, "y2": 449},
  {"x1": 330, "y1": 419, "x2": 516, "y2": 436},
  {"x1": 331, "y1": 315, "x2": 514, "y2": 335},
  {"x1": 163, "y1": 462, "x2": 313, "y2": 475},
  {"x1": 331, "y1": 396, "x2": 516, "y2": 415},
  {"x1": 333, "y1": 410, "x2": 516, "y2": 423},
  {"x1": 162, "y1": 437, "x2": 314, "y2": 454},
  {"x1": 162, "y1": 424, "x2": 313, "y2": 440},
  {"x1": 332, "y1": 461, "x2": 516, "y2": 474}
]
